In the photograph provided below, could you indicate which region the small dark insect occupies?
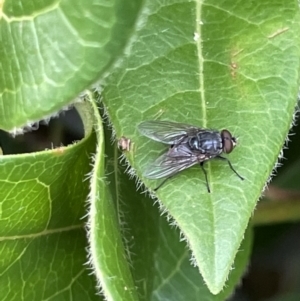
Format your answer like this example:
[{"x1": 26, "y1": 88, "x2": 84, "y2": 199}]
[
  {"x1": 118, "y1": 136, "x2": 131, "y2": 151},
  {"x1": 138, "y1": 120, "x2": 244, "y2": 192}
]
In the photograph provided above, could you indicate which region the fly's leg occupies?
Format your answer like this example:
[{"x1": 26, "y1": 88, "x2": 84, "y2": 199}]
[
  {"x1": 154, "y1": 176, "x2": 174, "y2": 191},
  {"x1": 216, "y1": 156, "x2": 244, "y2": 180},
  {"x1": 200, "y1": 162, "x2": 211, "y2": 193}
]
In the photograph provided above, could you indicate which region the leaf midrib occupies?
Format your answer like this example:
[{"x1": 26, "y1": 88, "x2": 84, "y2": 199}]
[{"x1": 195, "y1": 0, "x2": 218, "y2": 282}]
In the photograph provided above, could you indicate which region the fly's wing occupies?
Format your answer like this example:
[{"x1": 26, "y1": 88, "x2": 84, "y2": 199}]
[
  {"x1": 143, "y1": 143, "x2": 207, "y2": 179},
  {"x1": 138, "y1": 120, "x2": 201, "y2": 144}
]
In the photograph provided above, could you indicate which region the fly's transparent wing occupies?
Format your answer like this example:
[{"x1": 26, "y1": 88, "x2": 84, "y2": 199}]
[
  {"x1": 143, "y1": 144, "x2": 207, "y2": 179},
  {"x1": 138, "y1": 120, "x2": 201, "y2": 144}
]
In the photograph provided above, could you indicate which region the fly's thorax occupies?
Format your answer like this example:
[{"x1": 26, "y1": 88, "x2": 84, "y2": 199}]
[{"x1": 188, "y1": 131, "x2": 223, "y2": 155}]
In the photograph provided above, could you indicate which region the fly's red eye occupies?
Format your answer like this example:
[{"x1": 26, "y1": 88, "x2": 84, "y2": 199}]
[{"x1": 221, "y1": 129, "x2": 235, "y2": 154}]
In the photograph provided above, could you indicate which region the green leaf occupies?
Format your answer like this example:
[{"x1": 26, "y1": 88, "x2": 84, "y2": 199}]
[
  {"x1": 0, "y1": 102, "x2": 99, "y2": 300},
  {"x1": 0, "y1": 0, "x2": 141, "y2": 131},
  {"x1": 102, "y1": 117, "x2": 252, "y2": 300},
  {"x1": 88, "y1": 97, "x2": 139, "y2": 301},
  {"x1": 119, "y1": 169, "x2": 253, "y2": 300},
  {"x1": 102, "y1": 0, "x2": 300, "y2": 294},
  {"x1": 151, "y1": 224, "x2": 252, "y2": 301}
]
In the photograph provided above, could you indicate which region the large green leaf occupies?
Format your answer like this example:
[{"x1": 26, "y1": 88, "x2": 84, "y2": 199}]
[
  {"x1": 0, "y1": 102, "x2": 99, "y2": 300},
  {"x1": 100, "y1": 111, "x2": 252, "y2": 300},
  {"x1": 102, "y1": 0, "x2": 300, "y2": 294},
  {"x1": 117, "y1": 160, "x2": 253, "y2": 301},
  {"x1": 0, "y1": 0, "x2": 141, "y2": 131}
]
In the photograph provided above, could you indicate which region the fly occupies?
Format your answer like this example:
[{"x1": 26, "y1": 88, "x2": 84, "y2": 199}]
[{"x1": 138, "y1": 120, "x2": 244, "y2": 193}]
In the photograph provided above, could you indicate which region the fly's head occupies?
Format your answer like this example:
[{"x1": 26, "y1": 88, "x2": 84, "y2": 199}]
[{"x1": 221, "y1": 129, "x2": 237, "y2": 154}]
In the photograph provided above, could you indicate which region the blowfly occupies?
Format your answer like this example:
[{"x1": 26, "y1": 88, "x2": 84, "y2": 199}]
[{"x1": 138, "y1": 120, "x2": 244, "y2": 192}]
